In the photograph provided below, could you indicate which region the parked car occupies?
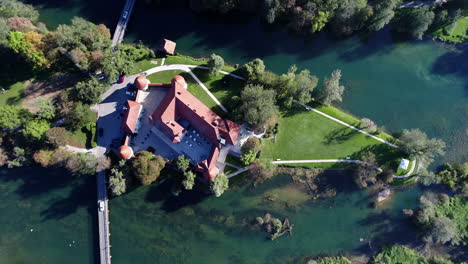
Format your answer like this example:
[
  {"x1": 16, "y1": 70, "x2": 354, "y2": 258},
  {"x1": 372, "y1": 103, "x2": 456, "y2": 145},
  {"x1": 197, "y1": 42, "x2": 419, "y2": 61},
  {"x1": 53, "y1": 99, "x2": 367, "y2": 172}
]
[
  {"x1": 118, "y1": 75, "x2": 125, "y2": 83},
  {"x1": 98, "y1": 201, "x2": 104, "y2": 212},
  {"x1": 123, "y1": 11, "x2": 128, "y2": 19},
  {"x1": 140, "y1": 72, "x2": 147, "y2": 76}
]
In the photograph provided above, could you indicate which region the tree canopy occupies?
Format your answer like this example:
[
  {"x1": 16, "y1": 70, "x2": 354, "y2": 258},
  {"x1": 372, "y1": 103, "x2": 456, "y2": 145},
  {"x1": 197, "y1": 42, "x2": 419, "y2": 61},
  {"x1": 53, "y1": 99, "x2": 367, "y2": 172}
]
[
  {"x1": 132, "y1": 151, "x2": 166, "y2": 185},
  {"x1": 239, "y1": 84, "x2": 277, "y2": 131},
  {"x1": 182, "y1": 170, "x2": 196, "y2": 190},
  {"x1": 319, "y1": 69, "x2": 345, "y2": 105},
  {"x1": 398, "y1": 129, "x2": 445, "y2": 167},
  {"x1": 37, "y1": 98, "x2": 56, "y2": 120},
  {"x1": 109, "y1": 168, "x2": 126, "y2": 196},
  {"x1": 210, "y1": 173, "x2": 229, "y2": 197},
  {"x1": 72, "y1": 77, "x2": 108, "y2": 104},
  {"x1": 0, "y1": 106, "x2": 31, "y2": 130},
  {"x1": 208, "y1": 53, "x2": 224, "y2": 76},
  {"x1": 0, "y1": 0, "x2": 39, "y2": 22}
]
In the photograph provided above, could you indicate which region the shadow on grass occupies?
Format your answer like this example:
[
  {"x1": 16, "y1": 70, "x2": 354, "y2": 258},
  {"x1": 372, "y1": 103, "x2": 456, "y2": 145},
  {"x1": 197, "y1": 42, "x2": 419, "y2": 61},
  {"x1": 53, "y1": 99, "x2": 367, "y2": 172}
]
[
  {"x1": 323, "y1": 125, "x2": 361, "y2": 145},
  {"x1": 350, "y1": 144, "x2": 403, "y2": 169}
]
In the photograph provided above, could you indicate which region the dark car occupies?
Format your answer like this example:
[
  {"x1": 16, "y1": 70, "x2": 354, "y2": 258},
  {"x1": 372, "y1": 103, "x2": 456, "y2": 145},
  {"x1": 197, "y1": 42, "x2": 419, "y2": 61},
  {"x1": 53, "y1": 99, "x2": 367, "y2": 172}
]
[
  {"x1": 98, "y1": 128, "x2": 104, "y2": 137},
  {"x1": 118, "y1": 75, "x2": 125, "y2": 83}
]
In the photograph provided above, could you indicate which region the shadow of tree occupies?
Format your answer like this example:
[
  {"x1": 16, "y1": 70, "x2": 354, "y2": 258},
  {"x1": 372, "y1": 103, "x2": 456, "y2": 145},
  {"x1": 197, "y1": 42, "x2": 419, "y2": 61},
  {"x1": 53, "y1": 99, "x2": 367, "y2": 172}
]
[
  {"x1": 323, "y1": 126, "x2": 360, "y2": 145},
  {"x1": 350, "y1": 144, "x2": 403, "y2": 168}
]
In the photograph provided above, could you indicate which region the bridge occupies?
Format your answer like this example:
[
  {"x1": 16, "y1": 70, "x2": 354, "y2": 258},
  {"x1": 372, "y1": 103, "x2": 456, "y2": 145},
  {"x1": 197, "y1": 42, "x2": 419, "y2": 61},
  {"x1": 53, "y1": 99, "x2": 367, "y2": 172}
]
[
  {"x1": 112, "y1": 0, "x2": 136, "y2": 48},
  {"x1": 97, "y1": 168, "x2": 111, "y2": 264}
]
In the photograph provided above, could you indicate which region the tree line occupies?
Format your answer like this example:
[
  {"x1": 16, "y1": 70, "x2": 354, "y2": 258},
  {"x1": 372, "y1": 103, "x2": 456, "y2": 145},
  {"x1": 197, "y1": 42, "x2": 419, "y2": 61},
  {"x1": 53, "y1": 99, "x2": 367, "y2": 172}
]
[{"x1": 147, "y1": 0, "x2": 467, "y2": 40}]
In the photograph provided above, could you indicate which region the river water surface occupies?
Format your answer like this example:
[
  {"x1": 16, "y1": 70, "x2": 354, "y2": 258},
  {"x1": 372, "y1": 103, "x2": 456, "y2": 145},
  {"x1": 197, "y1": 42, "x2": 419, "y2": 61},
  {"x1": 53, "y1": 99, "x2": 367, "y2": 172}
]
[{"x1": 1, "y1": 0, "x2": 467, "y2": 263}]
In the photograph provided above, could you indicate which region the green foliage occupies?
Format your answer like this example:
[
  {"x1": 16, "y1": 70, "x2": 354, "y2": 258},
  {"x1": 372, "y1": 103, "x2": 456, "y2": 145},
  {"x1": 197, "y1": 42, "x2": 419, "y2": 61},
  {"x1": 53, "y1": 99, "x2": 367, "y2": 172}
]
[
  {"x1": 274, "y1": 65, "x2": 318, "y2": 108},
  {"x1": 398, "y1": 129, "x2": 445, "y2": 169},
  {"x1": 437, "y1": 163, "x2": 468, "y2": 192},
  {"x1": 368, "y1": 0, "x2": 401, "y2": 31},
  {"x1": 415, "y1": 194, "x2": 467, "y2": 246},
  {"x1": 182, "y1": 170, "x2": 196, "y2": 190},
  {"x1": 308, "y1": 256, "x2": 351, "y2": 264},
  {"x1": 72, "y1": 77, "x2": 107, "y2": 104},
  {"x1": 65, "y1": 152, "x2": 97, "y2": 175},
  {"x1": 45, "y1": 127, "x2": 68, "y2": 147},
  {"x1": 132, "y1": 151, "x2": 166, "y2": 185},
  {"x1": 102, "y1": 47, "x2": 134, "y2": 81},
  {"x1": 8, "y1": 31, "x2": 48, "y2": 69},
  {"x1": 394, "y1": 6, "x2": 435, "y2": 40},
  {"x1": 263, "y1": 0, "x2": 280, "y2": 24},
  {"x1": 0, "y1": 17, "x2": 10, "y2": 46},
  {"x1": 109, "y1": 168, "x2": 126, "y2": 196},
  {"x1": 0, "y1": 0, "x2": 39, "y2": 22},
  {"x1": 7, "y1": 146, "x2": 28, "y2": 168},
  {"x1": 239, "y1": 84, "x2": 277, "y2": 130},
  {"x1": 210, "y1": 173, "x2": 229, "y2": 197},
  {"x1": 372, "y1": 244, "x2": 427, "y2": 264},
  {"x1": 241, "y1": 136, "x2": 262, "y2": 154},
  {"x1": 318, "y1": 69, "x2": 344, "y2": 105},
  {"x1": 240, "y1": 150, "x2": 257, "y2": 166},
  {"x1": 241, "y1": 58, "x2": 265, "y2": 81},
  {"x1": 55, "y1": 17, "x2": 111, "y2": 53},
  {"x1": 65, "y1": 102, "x2": 95, "y2": 131},
  {"x1": 360, "y1": 117, "x2": 377, "y2": 134},
  {"x1": 0, "y1": 105, "x2": 31, "y2": 130},
  {"x1": 207, "y1": 53, "x2": 224, "y2": 76},
  {"x1": 175, "y1": 155, "x2": 190, "y2": 172},
  {"x1": 23, "y1": 119, "x2": 50, "y2": 140},
  {"x1": 312, "y1": 11, "x2": 330, "y2": 33},
  {"x1": 37, "y1": 98, "x2": 56, "y2": 120}
]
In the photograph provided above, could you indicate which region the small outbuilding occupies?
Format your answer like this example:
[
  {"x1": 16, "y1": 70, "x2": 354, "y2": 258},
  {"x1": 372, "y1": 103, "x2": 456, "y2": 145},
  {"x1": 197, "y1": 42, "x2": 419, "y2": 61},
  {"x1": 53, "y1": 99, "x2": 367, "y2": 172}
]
[
  {"x1": 160, "y1": 39, "x2": 176, "y2": 55},
  {"x1": 399, "y1": 158, "x2": 409, "y2": 171}
]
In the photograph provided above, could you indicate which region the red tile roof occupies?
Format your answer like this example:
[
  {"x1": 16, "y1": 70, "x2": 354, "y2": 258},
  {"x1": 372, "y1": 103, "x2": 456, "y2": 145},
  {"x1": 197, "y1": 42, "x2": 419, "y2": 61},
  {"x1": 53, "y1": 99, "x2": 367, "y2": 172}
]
[
  {"x1": 119, "y1": 145, "x2": 133, "y2": 160},
  {"x1": 121, "y1": 100, "x2": 142, "y2": 134},
  {"x1": 161, "y1": 39, "x2": 176, "y2": 55},
  {"x1": 151, "y1": 75, "x2": 241, "y2": 179}
]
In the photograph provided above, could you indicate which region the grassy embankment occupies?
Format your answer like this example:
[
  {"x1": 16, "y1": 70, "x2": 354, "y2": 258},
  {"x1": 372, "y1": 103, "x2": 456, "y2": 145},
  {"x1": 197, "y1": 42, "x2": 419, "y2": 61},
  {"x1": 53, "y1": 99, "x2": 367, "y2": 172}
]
[{"x1": 432, "y1": 17, "x2": 468, "y2": 43}]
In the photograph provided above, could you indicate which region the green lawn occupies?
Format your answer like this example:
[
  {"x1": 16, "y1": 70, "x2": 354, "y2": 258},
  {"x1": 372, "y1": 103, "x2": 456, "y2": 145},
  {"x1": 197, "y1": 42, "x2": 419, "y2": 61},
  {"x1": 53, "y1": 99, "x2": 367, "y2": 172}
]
[
  {"x1": 146, "y1": 70, "x2": 186, "y2": 83},
  {"x1": 261, "y1": 106, "x2": 401, "y2": 168},
  {"x1": 0, "y1": 82, "x2": 26, "y2": 106},
  {"x1": 66, "y1": 108, "x2": 97, "y2": 148},
  {"x1": 130, "y1": 58, "x2": 162, "y2": 74},
  {"x1": 165, "y1": 54, "x2": 237, "y2": 72},
  {"x1": 432, "y1": 17, "x2": 468, "y2": 43}
]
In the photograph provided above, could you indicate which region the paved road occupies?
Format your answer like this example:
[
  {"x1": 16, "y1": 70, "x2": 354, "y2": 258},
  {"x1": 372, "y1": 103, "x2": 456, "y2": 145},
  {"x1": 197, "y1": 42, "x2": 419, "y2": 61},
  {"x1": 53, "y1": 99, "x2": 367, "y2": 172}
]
[
  {"x1": 94, "y1": 76, "x2": 136, "y2": 264},
  {"x1": 111, "y1": 0, "x2": 136, "y2": 48}
]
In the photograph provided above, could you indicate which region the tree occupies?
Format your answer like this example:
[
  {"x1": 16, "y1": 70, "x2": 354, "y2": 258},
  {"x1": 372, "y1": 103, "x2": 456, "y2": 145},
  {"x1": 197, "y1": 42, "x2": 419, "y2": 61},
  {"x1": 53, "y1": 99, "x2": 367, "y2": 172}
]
[
  {"x1": 65, "y1": 153, "x2": 97, "y2": 175},
  {"x1": 239, "y1": 84, "x2": 277, "y2": 131},
  {"x1": 378, "y1": 168, "x2": 394, "y2": 185},
  {"x1": 360, "y1": 118, "x2": 377, "y2": 133},
  {"x1": 293, "y1": 69, "x2": 318, "y2": 104},
  {"x1": 72, "y1": 77, "x2": 108, "y2": 104},
  {"x1": 45, "y1": 127, "x2": 68, "y2": 147},
  {"x1": 101, "y1": 48, "x2": 134, "y2": 81},
  {"x1": 241, "y1": 58, "x2": 265, "y2": 81},
  {"x1": 210, "y1": 173, "x2": 229, "y2": 197},
  {"x1": 0, "y1": 106, "x2": 31, "y2": 130},
  {"x1": 368, "y1": 0, "x2": 401, "y2": 31},
  {"x1": 318, "y1": 69, "x2": 345, "y2": 105},
  {"x1": 55, "y1": 17, "x2": 111, "y2": 53},
  {"x1": 0, "y1": 0, "x2": 39, "y2": 22},
  {"x1": 0, "y1": 146, "x2": 8, "y2": 166},
  {"x1": 109, "y1": 168, "x2": 126, "y2": 196},
  {"x1": 241, "y1": 137, "x2": 262, "y2": 154},
  {"x1": 240, "y1": 150, "x2": 257, "y2": 166},
  {"x1": 398, "y1": 129, "x2": 445, "y2": 167},
  {"x1": 23, "y1": 119, "x2": 50, "y2": 140},
  {"x1": 311, "y1": 11, "x2": 330, "y2": 33},
  {"x1": 182, "y1": 170, "x2": 196, "y2": 190},
  {"x1": 8, "y1": 31, "x2": 48, "y2": 68},
  {"x1": 175, "y1": 155, "x2": 190, "y2": 172},
  {"x1": 0, "y1": 17, "x2": 10, "y2": 46},
  {"x1": 353, "y1": 151, "x2": 378, "y2": 188},
  {"x1": 423, "y1": 215, "x2": 457, "y2": 245},
  {"x1": 37, "y1": 98, "x2": 56, "y2": 120},
  {"x1": 7, "y1": 16, "x2": 35, "y2": 32},
  {"x1": 249, "y1": 161, "x2": 277, "y2": 185},
  {"x1": 208, "y1": 53, "x2": 224, "y2": 76},
  {"x1": 65, "y1": 103, "x2": 94, "y2": 131},
  {"x1": 437, "y1": 162, "x2": 468, "y2": 192},
  {"x1": 7, "y1": 146, "x2": 27, "y2": 168},
  {"x1": 394, "y1": 6, "x2": 435, "y2": 40},
  {"x1": 263, "y1": 0, "x2": 280, "y2": 24},
  {"x1": 132, "y1": 151, "x2": 166, "y2": 185},
  {"x1": 33, "y1": 149, "x2": 54, "y2": 167}
]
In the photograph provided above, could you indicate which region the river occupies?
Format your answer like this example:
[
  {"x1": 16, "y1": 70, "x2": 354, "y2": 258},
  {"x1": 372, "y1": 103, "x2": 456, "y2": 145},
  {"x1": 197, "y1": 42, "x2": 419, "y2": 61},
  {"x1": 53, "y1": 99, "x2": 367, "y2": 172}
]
[{"x1": 1, "y1": 0, "x2": 467, "y2": 263}]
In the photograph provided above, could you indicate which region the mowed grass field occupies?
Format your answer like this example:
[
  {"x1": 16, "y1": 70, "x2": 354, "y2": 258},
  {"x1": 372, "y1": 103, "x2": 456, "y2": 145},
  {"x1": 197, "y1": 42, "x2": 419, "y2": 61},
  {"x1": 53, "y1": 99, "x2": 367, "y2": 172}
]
[{"x1": 261, "y1": 106, "x2": 400, "y2": 167}]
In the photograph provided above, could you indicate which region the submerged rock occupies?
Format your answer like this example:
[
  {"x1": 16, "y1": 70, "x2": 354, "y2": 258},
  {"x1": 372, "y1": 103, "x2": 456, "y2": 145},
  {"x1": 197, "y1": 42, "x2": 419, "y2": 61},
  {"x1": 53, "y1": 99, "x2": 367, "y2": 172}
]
[{"x1": 376, "y1": 188, "x2": 392, "y2": 203}]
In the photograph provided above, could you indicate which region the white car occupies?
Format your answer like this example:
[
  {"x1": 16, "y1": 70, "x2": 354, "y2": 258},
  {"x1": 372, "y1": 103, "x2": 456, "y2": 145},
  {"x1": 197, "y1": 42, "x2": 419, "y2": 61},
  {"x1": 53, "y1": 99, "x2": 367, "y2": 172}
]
[
  {"x1": 98, "y1": 201, "x2": 105, "y2": 212},
  {"x1": 123, "y1": 11, "x2": 128, "y2": 19}
]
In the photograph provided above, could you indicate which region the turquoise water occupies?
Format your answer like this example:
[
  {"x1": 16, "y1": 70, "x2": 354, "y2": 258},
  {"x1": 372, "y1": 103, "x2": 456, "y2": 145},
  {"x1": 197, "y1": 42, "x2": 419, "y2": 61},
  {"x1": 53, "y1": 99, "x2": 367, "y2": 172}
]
[
  {"x1": 1, "y1": 1, "x2": 466, "y2": 263},
  {"x1": 0, "y1": 167, "x2": 97, "y2": 263}
]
